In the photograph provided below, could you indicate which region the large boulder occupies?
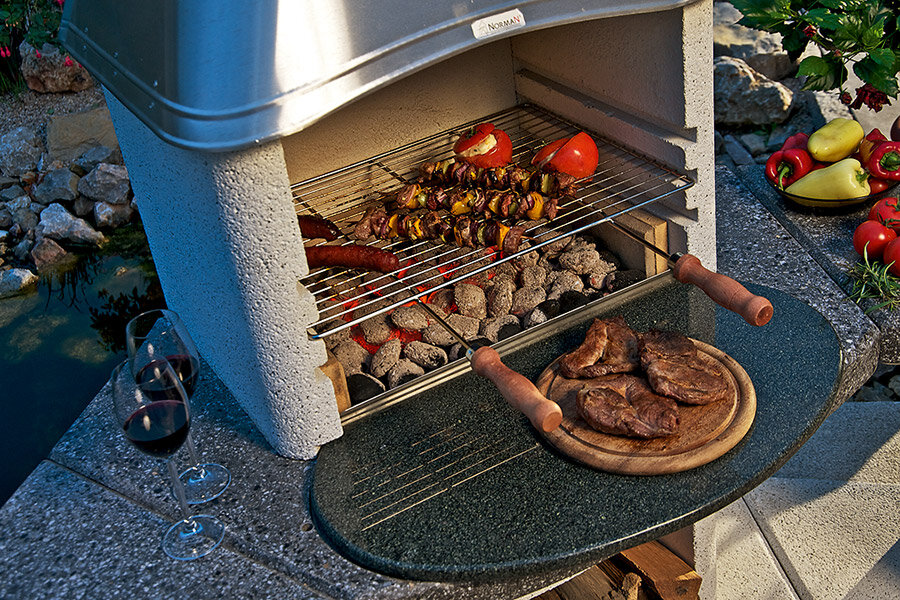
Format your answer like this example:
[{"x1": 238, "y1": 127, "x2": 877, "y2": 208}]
[
  {"x1": 714, "y1": 57, "x2": 794, "y2": 126},
  {"x1": 714, "y1": 1, "x2": 795, "y2": 81},
  {"x1": 0, "y1": 268, "x2": 39, "y2": 298},
  {"x1": 0, "y1": 126, "x2": 44, "y2": 178},
  {"x1": 36, "y1": 203, "x2": 105, "y2": 246},
  {"x1": 77, "y1": 163, "x2": 131, "y2": 205},
  {"x1": 31, "y1": 238, "x2": 71, "y2": 272},
  {"x1": 33, "y1": 168, "x2": 80, "y2": 205},
  {"x1": 18, "y1": 41, "x2": 93, "y2": 93},
  {"x1": 46, "y1": 107, "x2": 119, "y2": 164}
]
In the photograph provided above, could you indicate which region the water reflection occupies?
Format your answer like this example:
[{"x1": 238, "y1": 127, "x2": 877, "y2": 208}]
[{"x1": 0, "y1": 224, "x2": 163, "y2": 505}]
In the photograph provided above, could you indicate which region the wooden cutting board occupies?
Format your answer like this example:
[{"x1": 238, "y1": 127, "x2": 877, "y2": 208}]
[{"x1": 535, "y1": 340, "x2": 755, "y2": 475}]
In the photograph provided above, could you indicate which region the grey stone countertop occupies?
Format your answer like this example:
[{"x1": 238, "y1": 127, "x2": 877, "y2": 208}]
[
  {"x1": 0, "y1": 165, "x2": 880, "y2": 599},
  {"x1": 733, "y1": 162, "x2": 900, "y2": 364}
]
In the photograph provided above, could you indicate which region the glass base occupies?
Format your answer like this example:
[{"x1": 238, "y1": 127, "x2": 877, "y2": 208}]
[
  {"x1": 178, "y1": 463, "x2": 231, "y2": 504},
  {"x1": 162, "y1": 515, "x2": 226, "y2": 560}
]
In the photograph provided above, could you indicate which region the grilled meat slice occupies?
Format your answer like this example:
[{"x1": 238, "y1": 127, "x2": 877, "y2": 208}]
[
  {"x1": 640, "y1": 329, "x2": 731, "y2": 405},
  {"x1": 559, "y1": 316, "x2": 640, "y2": 378},
  {"x1": 576, "y1": 374, "x2": 679, "y2": 438}
]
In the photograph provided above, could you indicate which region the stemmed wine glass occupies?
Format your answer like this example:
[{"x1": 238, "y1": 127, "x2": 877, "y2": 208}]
[
  {"x1": 110, "y1": 358, "x2": 226, "y2": 560},
  {"x1": 126, "y1": 309, "x2": 231, "y2": 504}
]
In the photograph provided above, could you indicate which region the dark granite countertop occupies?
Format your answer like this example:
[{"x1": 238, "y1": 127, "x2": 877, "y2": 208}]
[{"x1": 0, "y1": 166, "x2": 880, "y2": 599}]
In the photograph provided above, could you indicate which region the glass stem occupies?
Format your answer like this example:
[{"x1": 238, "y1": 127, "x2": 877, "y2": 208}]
[
  {"x1": 168, "y1": 459, "x2": 196, "y2": 528},
  {"x1": 183, "y1": 433, "x2": 207, "y2": 477}
]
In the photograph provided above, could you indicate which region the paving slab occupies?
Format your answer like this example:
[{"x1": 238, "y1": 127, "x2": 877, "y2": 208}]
[
  {"x1": 745, "y1": 477, "x2": 900, "y2": 600},
  {"x1": 706, "y1": 498, "x2": 799, "y2": 600},
  {"x1": 774, "y1": 401, "x2": 900, "y2": 485}
]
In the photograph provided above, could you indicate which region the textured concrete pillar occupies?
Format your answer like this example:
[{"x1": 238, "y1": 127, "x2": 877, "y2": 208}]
[{"x1": 105, "y1": 91, "x2": 341, "y2": 459}]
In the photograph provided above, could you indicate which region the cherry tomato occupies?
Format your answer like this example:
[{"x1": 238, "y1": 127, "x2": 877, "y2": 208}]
[
  {"x1": 531, "y1": 132, "x2": 599, "y2": 179},
  {"x1": 853, "y1": 219, "x2": 897, "y2": 260},
  {"x1": 884, "y1": 238, "x2": 900, "y2": 275},
  {"x1": 869, "y1": 197, "x2": 900, "y2": 230},
  {"x1": 453, "y1": 123, "x2": 513, "y2": 168}
]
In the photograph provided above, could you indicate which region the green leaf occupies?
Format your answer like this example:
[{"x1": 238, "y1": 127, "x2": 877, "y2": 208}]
[
  {"x1": 804, "y1": 9, "x2": 843, "y2": 31},
  {"x1": 781, "y1": 29, "x2": 809, "y2": 55},
  {"x1": 868, "y1": 48, "x2": 897, "y2": 68},
  {"x1": 798, "y1": 55, "x2": 847, "y2": 90},
  {"x1": 854, "y1": 57, "x2": 900, "y2": 96}
]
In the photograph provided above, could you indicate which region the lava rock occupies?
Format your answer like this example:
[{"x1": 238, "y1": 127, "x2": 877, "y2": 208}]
[
  {"x1": 404, "y1": 341, "x2": 448, "y2": 370},
  {"x1": 558, "y1": 290, "x2": 588, "y2": 313},
  {"x1": 347, "y1": 372, "x2": 386, "y2": 404},
  {"x1": 606, "y1": 269, "x2": 645, "y2": 292},
  {"x1": 486, "y1": 276, "x2": 516, "y2": 317},
  {"x1": 480, "y1": 315, "x2": 522, "y2": 343},
  {"x1": 547, "y1": 270, "x2": 584, "y2": 300},
  {"x1": 386, "y1": 359, "x2": 425, "y2": 389},
  {"x1": 358, "y1": 312, "x2": 393, "y2": 346},
  {"x1": 370, "y1": 338, "x2": 402, "y2": 378},
  {"x1": 511, "y1": 287, "x2": 547, "y2": 316},
  {"x1": 559, "y1": 248, "x2": 601, "y2": 274},
  {"x1": 455, "y1": 283, "x2": 487, "y2": 320},
  {"x1": 332, "y1": 339, "x2": 370, "y2": 375},
  {"x1": 519, "y1": 265, "x2": 547, "y2": 289},
  {"x1": 390, "y1": 305, "x2": 431, "y2": 331}
]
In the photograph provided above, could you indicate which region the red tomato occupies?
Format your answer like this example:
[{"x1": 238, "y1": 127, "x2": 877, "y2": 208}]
[
  {"x1": 853, "y1": 220, "x2": 897, "y2": 260},
  {"x1": 884, "y1": 238, "x2": 900, "y2": 275},
  {"x1": 868, "y1": 197, "x2": 900, "y2": 231},
  {"x1": 869, "y1": 178, "x2": 893, "y2": 195},
  {"x1": 453, "y1": 123, "x2": 513, "y2": 168},
  {"x1": 531, "y1": 132, "x2": 599, "y2": 179}
]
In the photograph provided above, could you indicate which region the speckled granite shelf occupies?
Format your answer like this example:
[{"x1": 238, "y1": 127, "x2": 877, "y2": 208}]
[
  {"x1": 733, "y1": 162, "x2": 899, "y2": 364},
  {"x1": 0, "y1": 166, "x2": 880, "y2": 599}
]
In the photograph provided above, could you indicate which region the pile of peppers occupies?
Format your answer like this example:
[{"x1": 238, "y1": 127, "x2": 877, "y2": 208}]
[{"x1": 765, "y1": 117, "x2": 900, "y2": 200}]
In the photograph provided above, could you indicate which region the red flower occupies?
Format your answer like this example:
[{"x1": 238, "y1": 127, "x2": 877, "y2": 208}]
[
  {"x1": 803, "y1": 25, "x2": 817, "y2": 38},
  {"x1": 35, "y1": 51, "x2": 42, "y2": 59},
  {"x1": 850, "y1": 83, "x2": 891, "y2": 112},
  {"x1": 840, "y1": 92, "x2": 852, "y2": 105},
  {"x1": 64, "y1": 55, "x2": 73, "y2": 67}
]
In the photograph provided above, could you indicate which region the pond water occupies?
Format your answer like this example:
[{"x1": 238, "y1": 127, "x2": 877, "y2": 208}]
[{"x1": 0, "y1": 226, "x2": 162, "y2": 505}]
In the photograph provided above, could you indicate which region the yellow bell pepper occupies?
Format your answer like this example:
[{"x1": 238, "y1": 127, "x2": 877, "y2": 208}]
[
  {"x1": 784, "y1": 158, "x2": 870, "y2": 199},
  {"x1": 807, "y1": 118, "x2": 864, "y2": 162}
]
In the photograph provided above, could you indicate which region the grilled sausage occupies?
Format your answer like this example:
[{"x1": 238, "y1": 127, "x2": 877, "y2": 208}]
[
  {"x1": 304, "y1": 244, "x2": 399, "y2": 273},
  {"x1": 297, "y1": 215, "x2": 341, "y2": 241}
]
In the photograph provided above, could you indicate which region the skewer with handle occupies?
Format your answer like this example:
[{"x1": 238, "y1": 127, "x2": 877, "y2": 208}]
[
  {"x1": 606, "y1": 221, "x2": 774, "y2": 326},
  {"x1": 414, "y1": 299, "x2": 563, "y2": 433}
]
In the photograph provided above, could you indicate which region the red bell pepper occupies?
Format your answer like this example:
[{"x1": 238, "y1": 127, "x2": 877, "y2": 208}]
[
  {"x1": 781, "y1": 132, "x2": 809, "y2": 151},
  {"x1": 868, "y1": 141, "x2": 900, "y2": 181},
  {"x1": 857, "y1": 128, "x2": 889, "y2": 165},
  {"x1": 766, "y1": 147, "x2": 815, "y2": 189}
]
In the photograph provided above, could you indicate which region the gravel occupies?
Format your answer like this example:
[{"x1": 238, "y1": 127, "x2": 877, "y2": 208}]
[{"x1": 0, "y1": 84, "x2": 106, "y2": 137}]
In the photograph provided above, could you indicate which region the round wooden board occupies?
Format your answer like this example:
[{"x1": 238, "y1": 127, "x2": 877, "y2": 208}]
[{"x1": 535, "y1": 339, "x2": 756, "y2": 475}]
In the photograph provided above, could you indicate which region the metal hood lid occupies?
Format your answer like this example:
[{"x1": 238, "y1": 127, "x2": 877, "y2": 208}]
[{"x1": 59, "y1": 0, "x2": 697, "y2": 152}]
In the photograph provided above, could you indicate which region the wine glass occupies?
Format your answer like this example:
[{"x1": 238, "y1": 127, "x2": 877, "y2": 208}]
[
  {"x1": 126, "y1": 309, "x2": 231, "y2": 504},
  {"x1": 110, "y1": 359, "x2": 226, "y2": 560}
]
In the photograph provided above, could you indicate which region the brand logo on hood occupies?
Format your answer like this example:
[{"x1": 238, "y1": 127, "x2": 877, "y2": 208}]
[{"x1": 471, "y1": 9, "x2": 526, "y2": 39}]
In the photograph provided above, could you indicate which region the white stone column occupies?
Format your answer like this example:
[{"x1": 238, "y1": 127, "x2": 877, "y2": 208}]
[{"x1": 105, "y1": 92, "x2": 341, "y2": 459}]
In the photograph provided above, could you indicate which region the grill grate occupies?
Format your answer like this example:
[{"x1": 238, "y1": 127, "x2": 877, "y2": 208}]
[{"x1": 292, "y1": 104, "x2": 693, "y2": 338}]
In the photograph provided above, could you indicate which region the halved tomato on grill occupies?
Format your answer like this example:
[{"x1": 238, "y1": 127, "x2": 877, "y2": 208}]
[
  {"x1": 532, "y1": 131, "x2": 599, "y2": 179},
  {"x1": 453, "y1": 123, "x2": 513, "y2": 168}
]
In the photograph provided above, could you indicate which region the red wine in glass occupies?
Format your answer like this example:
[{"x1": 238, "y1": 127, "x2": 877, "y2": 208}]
[
  {"x1": 123, "y1": 400, "x2": 190, "y2": 459},
  {"x1": 136, "y1": 355, "x2": 200, "y2": 400}
]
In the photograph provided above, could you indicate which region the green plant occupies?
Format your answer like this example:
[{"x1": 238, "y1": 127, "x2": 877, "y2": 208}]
[
  {"x1": 848, "y1": 245, "x2": 900, "y2": 312},
  {"x1": 0, "y1": 0, "x2": 64, "y2": 91},
  {"x1": 731, "y1": 0, "x2": 900, "y2": 111}
]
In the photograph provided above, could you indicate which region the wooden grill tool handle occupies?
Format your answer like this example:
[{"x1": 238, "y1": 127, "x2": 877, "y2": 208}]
[
  {"x1": 672, "y1": 254, "x2": 773, "y2": 326},
  {"x1": 470, "y1": 346, "x2": 563, "y2": 433}
]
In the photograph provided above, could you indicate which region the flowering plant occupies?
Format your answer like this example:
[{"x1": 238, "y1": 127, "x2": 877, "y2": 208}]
[
  {"x1": 731, "y1": 0, "x2": 899, "y2": 111},
  {"x1": 0, "y1": 0, "x2": 64, "y2": 91}
]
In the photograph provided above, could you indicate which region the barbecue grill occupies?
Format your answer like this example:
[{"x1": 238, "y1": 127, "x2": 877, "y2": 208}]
[{"x1": 55, "y1": 0, "x2": 837, "y2": 592}]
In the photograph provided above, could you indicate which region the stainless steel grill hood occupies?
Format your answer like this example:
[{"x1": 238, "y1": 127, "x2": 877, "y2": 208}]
[{"x1": 59, "y1": 0, "x2": 697, "y2": 152}]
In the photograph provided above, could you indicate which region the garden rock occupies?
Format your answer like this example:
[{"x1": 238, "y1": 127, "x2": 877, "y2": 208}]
[
  {"x1": 93, "y1": 201, "x2": 134, "y2": 228},
  {"x1": 0, "y1": 127, "x2": 44, "y2": 178},
  {"x1": 18, "y1": 42, "x2": 93, "y2": 94},
  {"x1": 14, "y1": 236, "x2": 34, "y2": 261},
  {"x1": 46, "y1": 107, "x2": 119, "y2": 164},
  {"x1": 723, "y1": 134, "x2": 754, "y2": 165},
  {"x1": 0, "y1": 268, "x2": 38, "y2": 299},
  {"x1": 33, "y1": 168, "x2": 80, "y2": 204},
  {"x1": 77, "y1": 163, "x2": 131, "y2": 205},
  {"x1": 0, "y1": 204, "x2": 13, "y2": 230},
  {"x1": 713, "y1": 2, "x2": 794, "y2": 81},
  {"x1": 72, "y1": 197, "x2": 94, "y2": 217},
  {"x1": 7, "y1": 196, "x2": 39, "y2": 232},
  {"x1": 0, "y1": 185, "x2": 25, "y2": 202},
  {"x1": 30, "y1": 238, "x2": 70, "y2": 272},
  {"x1": 36, "y1": 203, "x2": 105, "y2": 246},
  {"x1": 75, "y1": 145, "x2": 123, "y2": 173},
  {"x1": 714, "y1": 57, "x2": 793, "y2": 126}
]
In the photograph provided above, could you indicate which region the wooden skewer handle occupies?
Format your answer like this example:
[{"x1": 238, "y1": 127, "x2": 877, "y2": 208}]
[
  {"x1": 672, "y1": 254, "x2": 774, "y2": 326},
  {"x1": 470, "y1": 346, "x2": 563, "y2": 433}
]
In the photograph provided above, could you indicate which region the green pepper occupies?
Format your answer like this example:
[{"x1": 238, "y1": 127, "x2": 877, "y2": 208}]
[
  {"x1": 807, "y1": 118, "x2": 865, "y2": 162},
  {"x1": 784, "y1": 158, "x2": 870, "y2": 199}
]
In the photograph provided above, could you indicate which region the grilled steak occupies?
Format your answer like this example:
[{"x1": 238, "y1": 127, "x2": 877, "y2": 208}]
[
  {"x1": 640, "y1": 329, "x2": 730, "y2": 405},
  {"x1": 559, "y1": 316, "x2": 640, "y2": 378},
  {"x1": 576, "y1": 374, "x2": 679, "y2": 438}
]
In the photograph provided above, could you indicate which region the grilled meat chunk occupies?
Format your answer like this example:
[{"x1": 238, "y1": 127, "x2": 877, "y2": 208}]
[
  {"x1": 559, "y1": 316, "x2": 640, "y2": 378},
  {"x1": 640, "y1": 329, "x2": 730, "y2": 405},
  {"x1": 576, "y1": 374, "x2": 679, "y2": 438}
]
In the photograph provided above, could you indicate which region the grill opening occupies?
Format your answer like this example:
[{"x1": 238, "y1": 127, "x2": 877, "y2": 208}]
[{"x1": 294, "y1": 104, "x2": 692, "y2": 336}]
